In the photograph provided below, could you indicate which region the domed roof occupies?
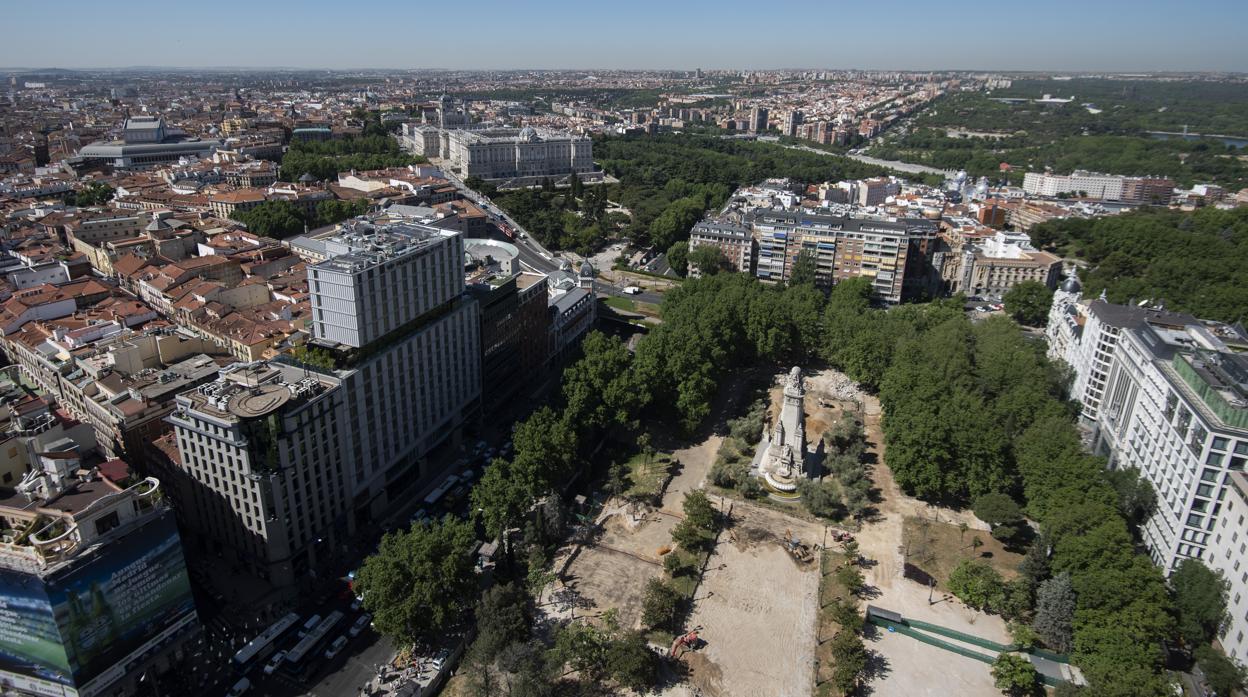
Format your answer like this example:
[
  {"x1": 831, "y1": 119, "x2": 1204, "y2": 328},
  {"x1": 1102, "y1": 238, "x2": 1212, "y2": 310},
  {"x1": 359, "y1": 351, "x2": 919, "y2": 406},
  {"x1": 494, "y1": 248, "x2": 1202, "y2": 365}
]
[
  {"x1": 1060, "y1": 275, "x2": 1082, "y2": 293},
  {"x1": 518, "y1": 126, "x2": 539, "y2": 142},
  {"x1": 579, "y1": 260, "x2": 595, "y2": 277},
  {"x1": 558, "y1": 258, "x2": 573, "y2": 272}
]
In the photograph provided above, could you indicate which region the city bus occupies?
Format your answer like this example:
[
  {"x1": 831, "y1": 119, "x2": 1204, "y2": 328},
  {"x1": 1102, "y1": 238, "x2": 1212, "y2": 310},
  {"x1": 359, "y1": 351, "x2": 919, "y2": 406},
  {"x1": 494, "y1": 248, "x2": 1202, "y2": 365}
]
[
  {"x1": 284, "y1": 610, "x2": 344, "y2": 677},
  {"x1": 231, "y1": 612, "x2": 300, "y2": 675}
]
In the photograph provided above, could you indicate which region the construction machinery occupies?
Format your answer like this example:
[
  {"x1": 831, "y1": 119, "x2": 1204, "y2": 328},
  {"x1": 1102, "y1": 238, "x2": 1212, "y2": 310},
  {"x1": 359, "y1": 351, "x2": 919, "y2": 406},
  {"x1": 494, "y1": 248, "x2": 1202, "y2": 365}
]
[
  {"x1": 669, "y1": 631, "x2": 700, "y2": 657},
  {"x1": 783, "y1": 529, "x2": 813, "y2": 563}
]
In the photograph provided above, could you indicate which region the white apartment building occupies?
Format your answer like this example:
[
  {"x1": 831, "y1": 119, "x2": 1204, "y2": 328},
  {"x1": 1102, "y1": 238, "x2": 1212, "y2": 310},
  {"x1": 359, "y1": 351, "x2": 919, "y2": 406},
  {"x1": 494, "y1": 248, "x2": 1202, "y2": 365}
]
[
  {"x1": 1209, "y1": 471, "x2": 1248, "y2": 663},
  {"x1": 1047, "y1": 277, "x2": 1195, "y2": 425},
  {"x1": 1092, "y1": 314, "x2": 1248, "y2": 572},
  {"x1": 1023, "y1": 170, "x2": 1125, "y2": 200}
]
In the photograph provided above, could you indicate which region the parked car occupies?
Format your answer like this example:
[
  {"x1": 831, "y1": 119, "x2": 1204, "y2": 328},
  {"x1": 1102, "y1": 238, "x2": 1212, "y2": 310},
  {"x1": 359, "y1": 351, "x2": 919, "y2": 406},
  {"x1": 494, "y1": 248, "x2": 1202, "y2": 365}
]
[
  {"x1": 227, "y1": 678, "x2": 251, "y2": 697},
  {"x1": 263, "y1": 651, "x2": 287, "y2": 675},
  {"x1": 325, "y1": 636, "x2": 349, "y2": 659},
  {"x1": 349, "y1": 614, "x2": 371, "y2": 638}
]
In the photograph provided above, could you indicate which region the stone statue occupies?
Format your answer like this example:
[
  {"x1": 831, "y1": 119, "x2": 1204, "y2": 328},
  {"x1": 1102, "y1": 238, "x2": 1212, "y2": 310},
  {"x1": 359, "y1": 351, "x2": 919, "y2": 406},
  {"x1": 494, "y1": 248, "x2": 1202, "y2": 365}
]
[{"x1": 756, "y1": 367, "x2": 808, "y2": 493}]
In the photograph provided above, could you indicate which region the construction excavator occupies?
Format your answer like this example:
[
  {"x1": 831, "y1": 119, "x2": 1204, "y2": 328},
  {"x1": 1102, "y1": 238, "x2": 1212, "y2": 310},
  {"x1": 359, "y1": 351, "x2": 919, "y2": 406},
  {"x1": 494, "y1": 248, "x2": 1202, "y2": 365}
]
[{"x1": 669, "y1": 631, "x2": 701, "y2": 657}]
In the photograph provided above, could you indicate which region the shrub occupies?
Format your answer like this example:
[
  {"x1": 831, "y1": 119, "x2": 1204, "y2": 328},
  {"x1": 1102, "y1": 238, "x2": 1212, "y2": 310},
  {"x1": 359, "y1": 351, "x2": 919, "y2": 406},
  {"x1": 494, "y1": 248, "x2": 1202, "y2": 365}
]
[
  {"x1": 991, "y1": 652, "x2": 1039, "y2": 696},
  {"x1": 948, "y1": 559, "x2": 1006, "y2": 612},
  {"x1": 641, "y1": 578, "x2": 683, "y2": 631}
]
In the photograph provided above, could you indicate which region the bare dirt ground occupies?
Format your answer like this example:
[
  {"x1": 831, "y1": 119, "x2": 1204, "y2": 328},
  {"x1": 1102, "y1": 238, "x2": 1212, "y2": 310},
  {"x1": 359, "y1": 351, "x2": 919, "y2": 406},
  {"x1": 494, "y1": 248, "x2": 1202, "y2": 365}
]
[
  {"x1": 538, "y1": 422, "x2": 724, "y2": 632},
  {"x1": 674, "y1": 502, "x2": 822, "y2": 697}
]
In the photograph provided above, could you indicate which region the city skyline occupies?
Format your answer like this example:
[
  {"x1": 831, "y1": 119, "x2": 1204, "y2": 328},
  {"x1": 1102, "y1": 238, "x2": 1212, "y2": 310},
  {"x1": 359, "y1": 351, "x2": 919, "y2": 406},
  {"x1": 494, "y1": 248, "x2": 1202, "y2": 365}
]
[{"x1": 3, "y1": 0, "x2": 1247, "y2": 73}]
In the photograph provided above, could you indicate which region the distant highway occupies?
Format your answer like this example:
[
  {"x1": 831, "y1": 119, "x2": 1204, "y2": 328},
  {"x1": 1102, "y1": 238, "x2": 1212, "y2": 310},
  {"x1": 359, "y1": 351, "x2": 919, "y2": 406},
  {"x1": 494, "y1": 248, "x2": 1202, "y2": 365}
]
[{"x1": 778, "y1": 142, "x2": 957, "y2": 178}]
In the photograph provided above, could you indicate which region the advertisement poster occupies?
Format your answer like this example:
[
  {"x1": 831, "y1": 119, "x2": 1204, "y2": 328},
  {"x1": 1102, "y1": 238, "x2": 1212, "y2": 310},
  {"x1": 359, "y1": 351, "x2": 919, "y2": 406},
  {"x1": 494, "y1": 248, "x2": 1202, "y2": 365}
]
[{"x1": 0, "y1": 511, "x2": 196, "y2": 694}]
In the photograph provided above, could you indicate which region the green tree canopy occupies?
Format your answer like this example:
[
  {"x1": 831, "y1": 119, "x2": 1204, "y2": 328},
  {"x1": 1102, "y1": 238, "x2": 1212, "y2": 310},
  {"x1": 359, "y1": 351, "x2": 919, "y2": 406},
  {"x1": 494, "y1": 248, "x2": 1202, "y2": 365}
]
[
  {"x1": 641, "y1": 578, "x2": 683, "y2": 631},
  {"x1": 1170, "y1": 559, "x2": 1230, "y2": 648},
  {"x1": 667, "y1": 240, "x2": 689, "y2": 276},
  {"x1": 1195, "y1": 645, "x2": 1246, "y2": 697},
  {"x1": 1032, "y1": 572, "x2": 1076, "y2": 653},
  {"x1": 1003, "y1": 281, "x2": 1054, "y2": 327},
  {"x1": 472, "y1": 583, "x2": 532, "y2": 663},
  {"x1": 991, "y1": 653, "x2": 1039, "y2": 697},
  {"x1": 948, "y1": 559, "x2": 1007, "y2": 612},
  {"x1": 688, "y1": 244, "x2": 730, "y2": 276},
  {"x1": 974, "y1": 493, "x2": 1025, "y2": 527},
  {"x1": 354, "y1": 517, "x2": 478, "y2": 645},
  {"x1": 234, "y1": 199, "x2": 306, "y2": 238}
]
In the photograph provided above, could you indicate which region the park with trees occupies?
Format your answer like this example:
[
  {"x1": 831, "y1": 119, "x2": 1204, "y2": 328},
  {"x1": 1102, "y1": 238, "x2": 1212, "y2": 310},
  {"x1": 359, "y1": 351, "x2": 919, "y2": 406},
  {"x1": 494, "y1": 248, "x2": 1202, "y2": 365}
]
[
  {"x1": 233, "y1": 197, "x2": 370, "y2": 238},
  {"x1": 868, "y1": 80, "x2": 1248, "y2": 188},
  {"x1": 1028, "y1": 205, "x2": 1248, "y2": 323},
  {"x1": 278, "y1": 111, "x2": 423, "y2": 183},
  {"x1": 488, "y1": 132, "x2": 892, "y2": 257},
  {"x1": 352, "y1": 262, "x2": 1240, "y2": 696}
]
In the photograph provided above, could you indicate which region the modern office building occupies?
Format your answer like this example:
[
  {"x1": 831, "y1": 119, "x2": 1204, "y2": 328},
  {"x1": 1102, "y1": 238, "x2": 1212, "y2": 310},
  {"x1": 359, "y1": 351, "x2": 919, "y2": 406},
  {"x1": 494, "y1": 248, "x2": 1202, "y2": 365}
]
[
  {"x1": 308, "y1": 221, "x2": 465, "y2": 348},
  {"x1": 688, "y1": 218, "x2": 756, "y2": 276},
  {"x1": 749, "y1": 107, "x2": 769, "y2": 134},
  {"x1": 0, "y1": 456, "x2": 198, "y2": 697},
  {"x1": 782, "y1": 110, "x2": 803, "y2": 137},
  {"x1": 745, "y1": 209, "x2": 940, "y2": 303},
  {"x1": 169, "y1": 219, "x2": 482, "y2": 588},
  {"x1": 469, "y1": 270, "x2": 547, "y2": 415},
  {"x1": 72, "y1": 117, "x2": 221, "y2": 171}
]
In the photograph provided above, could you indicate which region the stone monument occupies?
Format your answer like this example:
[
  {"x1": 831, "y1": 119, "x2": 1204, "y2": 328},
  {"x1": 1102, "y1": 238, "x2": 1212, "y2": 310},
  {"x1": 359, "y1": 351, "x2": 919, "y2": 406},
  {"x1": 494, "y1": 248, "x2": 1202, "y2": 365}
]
[{"x1": 756, "y1": 367, "x2": 809, "y2": 492}]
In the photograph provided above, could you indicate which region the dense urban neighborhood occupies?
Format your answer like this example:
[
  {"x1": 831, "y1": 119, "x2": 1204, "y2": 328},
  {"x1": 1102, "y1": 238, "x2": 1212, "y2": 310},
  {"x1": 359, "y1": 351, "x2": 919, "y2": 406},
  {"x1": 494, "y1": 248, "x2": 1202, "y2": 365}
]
[{"x1": 1, "y1": 17, "x2": 1247, "y2": 697}]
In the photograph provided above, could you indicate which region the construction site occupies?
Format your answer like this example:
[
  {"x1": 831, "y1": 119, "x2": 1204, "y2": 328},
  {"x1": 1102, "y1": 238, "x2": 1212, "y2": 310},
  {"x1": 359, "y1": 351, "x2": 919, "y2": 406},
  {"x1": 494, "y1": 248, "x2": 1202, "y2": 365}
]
[{"x1": 533, "y1": 367, "x2": 1076, "y2": 696}]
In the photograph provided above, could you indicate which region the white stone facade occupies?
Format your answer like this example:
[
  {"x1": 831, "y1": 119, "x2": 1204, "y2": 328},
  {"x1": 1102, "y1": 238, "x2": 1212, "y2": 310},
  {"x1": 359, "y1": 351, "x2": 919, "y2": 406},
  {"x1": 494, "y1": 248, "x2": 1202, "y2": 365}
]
[
  {"x1": 1209, "y1": 472, "x2": 1248, "y2": 663},
  {"x1": 1094, "y1": 318, "x2": 1248, "y2": 573}
]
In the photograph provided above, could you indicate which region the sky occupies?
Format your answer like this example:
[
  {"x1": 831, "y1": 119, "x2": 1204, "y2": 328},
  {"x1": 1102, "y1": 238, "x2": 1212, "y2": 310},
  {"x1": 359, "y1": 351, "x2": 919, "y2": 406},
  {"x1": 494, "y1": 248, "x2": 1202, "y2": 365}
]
[{"x1": 2, "y1": 0, "x2": 1246, "y2": 73}]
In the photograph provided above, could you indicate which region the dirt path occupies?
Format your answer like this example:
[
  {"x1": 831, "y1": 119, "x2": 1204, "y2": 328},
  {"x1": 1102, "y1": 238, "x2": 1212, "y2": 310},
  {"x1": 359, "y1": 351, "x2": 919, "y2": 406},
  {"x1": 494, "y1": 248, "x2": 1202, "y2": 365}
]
[{"x1": 852, "y1": 395, "x2": 1007, "y2": 697}]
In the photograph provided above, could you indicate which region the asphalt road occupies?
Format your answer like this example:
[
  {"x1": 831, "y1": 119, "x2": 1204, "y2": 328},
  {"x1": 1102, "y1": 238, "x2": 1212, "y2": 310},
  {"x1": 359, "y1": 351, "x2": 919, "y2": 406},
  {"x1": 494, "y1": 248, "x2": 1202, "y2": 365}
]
[
  {"x1": 778, "y1": 141, "x2": 957, "y2": 178},
  {"x1": 598, "y1": 281, "x2": 663, "y2": 306},
  {"x1": 441, "y1": 170, "x2": 561, "y2": 274}
]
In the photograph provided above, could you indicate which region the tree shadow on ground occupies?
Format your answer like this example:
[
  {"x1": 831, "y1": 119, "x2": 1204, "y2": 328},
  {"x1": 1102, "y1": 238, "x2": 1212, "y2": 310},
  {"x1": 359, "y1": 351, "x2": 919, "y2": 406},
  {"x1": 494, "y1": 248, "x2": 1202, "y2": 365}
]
[
  {"x1": 856, "y1": 583, "x2": 883, "y2": 601},
  {"x1": 855, "y1": 630, "x2": 894, "y2": 697}
]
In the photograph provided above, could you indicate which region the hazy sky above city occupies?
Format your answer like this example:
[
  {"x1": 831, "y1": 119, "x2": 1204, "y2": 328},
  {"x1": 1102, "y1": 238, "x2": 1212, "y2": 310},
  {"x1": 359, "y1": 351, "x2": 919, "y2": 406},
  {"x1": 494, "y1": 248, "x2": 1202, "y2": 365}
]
[{"x1": 3, "y1": 0, "x2": 1246, "y2": 73}]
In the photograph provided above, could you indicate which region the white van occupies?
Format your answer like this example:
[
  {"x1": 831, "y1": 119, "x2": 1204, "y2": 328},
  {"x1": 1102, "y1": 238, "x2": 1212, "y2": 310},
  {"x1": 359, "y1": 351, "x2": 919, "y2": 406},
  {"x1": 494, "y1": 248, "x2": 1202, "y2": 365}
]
[{"x1": 622, "y1": 286, "x2": 641, "y2": 295}]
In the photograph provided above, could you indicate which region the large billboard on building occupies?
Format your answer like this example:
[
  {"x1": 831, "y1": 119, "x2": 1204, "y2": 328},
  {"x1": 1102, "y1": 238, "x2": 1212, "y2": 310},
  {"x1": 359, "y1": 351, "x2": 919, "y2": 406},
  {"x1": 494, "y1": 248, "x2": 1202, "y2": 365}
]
[{"x1": 0, "y1": 510, "x2": 197, "y2": 697}]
